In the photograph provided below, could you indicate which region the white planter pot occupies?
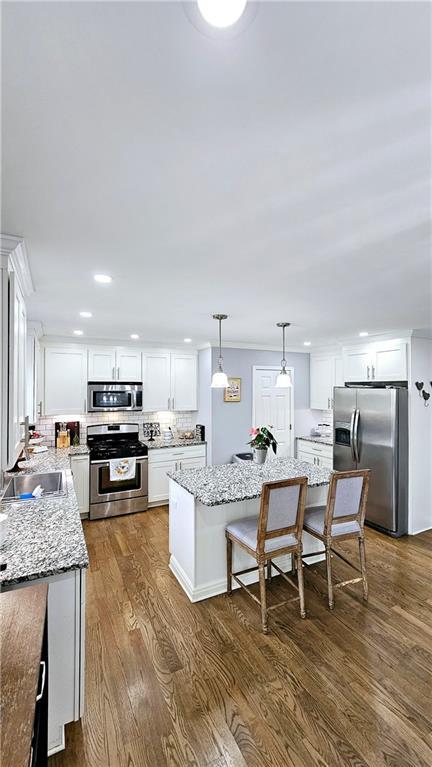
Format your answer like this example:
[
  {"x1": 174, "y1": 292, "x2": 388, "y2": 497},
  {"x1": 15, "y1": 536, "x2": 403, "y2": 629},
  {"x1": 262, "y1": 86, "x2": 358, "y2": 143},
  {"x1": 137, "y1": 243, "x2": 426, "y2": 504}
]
[{"x1": 253, "y1": 447, "x2": 268, "y2": 465}]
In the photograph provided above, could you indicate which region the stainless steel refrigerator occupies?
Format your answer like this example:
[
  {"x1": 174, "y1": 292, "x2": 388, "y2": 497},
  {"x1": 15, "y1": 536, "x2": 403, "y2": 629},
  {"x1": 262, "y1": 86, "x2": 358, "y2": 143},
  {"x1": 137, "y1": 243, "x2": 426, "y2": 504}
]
[{"x1": 333, "y1": 386, "x2": 408, "y2": 536}]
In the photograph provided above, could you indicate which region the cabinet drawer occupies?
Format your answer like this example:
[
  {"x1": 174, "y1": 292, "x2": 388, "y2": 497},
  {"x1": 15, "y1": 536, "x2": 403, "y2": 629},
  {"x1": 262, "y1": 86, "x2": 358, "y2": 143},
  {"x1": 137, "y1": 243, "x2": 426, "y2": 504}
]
[
  {"x1": 148, "y1": 445, "x2": 206, "y2": 463},
  {"x1": 297, "y1": 440, "x2": 332, "y2": 459}
]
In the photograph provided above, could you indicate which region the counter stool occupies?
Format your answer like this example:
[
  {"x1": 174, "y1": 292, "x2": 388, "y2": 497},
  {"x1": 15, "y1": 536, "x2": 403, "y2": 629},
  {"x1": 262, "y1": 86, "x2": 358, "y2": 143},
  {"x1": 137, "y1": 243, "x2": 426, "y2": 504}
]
[
  {"x1": 225, "y1": 476, "x2": 308, "y2": 634},
  {"x1": 302, "y1": 469, "x2": 370, "y2": 610}
]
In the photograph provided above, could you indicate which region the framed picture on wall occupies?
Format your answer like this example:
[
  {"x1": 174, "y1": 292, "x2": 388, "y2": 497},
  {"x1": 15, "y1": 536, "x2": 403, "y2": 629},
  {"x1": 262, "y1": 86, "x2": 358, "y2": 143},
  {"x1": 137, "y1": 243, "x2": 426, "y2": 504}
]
[{"x1": 224, "y1": 377, "x2": 241, "y2": 402}]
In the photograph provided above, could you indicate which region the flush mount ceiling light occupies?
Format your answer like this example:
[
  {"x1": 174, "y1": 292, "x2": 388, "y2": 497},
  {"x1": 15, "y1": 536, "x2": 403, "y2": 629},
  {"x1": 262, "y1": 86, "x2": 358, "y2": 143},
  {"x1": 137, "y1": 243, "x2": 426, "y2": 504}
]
[
  {"x1": 94, "y1": 273, "x2": 112, "y2": 284},
  {"x1": 79, "y1": 311, "x2": 92, "y2": 318},
  {"x1": 130, "y1": 334, "x2": 139, "y2": 340},
  {"x1": 184, "y1": 338, "x2": 192, "y2": 343},
  {"x1": 211, "y1": 314, "x2": 229, "y2": 388},
  {"x1": 73, "y1": 330, "x2": 83, "y2": 336},
  {"x1": 359, "y1": 331, "x2": 369, "y2": 337},
  {"x1": 197, "y1": 0, "x2": 247, "y2": 28},
  {"x1": 275, "y1": 322, "x2": 292, "y2": 388},
  {"x1": 303, "y1": 341, "x2": 311, "y2": 347}
]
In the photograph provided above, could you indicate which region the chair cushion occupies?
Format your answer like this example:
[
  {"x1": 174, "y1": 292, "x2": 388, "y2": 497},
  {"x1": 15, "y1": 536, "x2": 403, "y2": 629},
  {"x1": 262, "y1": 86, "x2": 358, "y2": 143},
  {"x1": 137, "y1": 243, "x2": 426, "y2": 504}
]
[
  {"x1": 304, "y1": 506, "x2": 361, "y2": 537},
  {"x1": 226, "y1": 515, "x2": 298, "y2": 553}
]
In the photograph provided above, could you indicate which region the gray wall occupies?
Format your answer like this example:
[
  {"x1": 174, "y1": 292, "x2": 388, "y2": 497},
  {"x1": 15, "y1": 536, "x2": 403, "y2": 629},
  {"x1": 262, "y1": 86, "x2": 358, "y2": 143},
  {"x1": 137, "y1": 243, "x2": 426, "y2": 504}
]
[{"x1": 210, "y1": 347, "x2": 312, "y2": 465}]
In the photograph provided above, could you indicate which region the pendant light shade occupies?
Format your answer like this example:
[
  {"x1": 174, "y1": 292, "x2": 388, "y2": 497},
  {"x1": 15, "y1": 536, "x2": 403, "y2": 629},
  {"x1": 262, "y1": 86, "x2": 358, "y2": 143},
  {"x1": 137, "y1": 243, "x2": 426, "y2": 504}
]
[
  {"x1": 275, "y1": 322, "x2": 292, "y2": 388},
  {"x1": 211, "y1": 314, "x2": 229, "y2": 388}
]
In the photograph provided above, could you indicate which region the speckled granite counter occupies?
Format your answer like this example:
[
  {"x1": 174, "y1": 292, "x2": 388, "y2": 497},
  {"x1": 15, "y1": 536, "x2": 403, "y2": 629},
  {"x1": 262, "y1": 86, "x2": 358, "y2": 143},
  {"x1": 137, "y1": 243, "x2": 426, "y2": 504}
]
[
  {"x1": 298, "y1": 435, "x2": 333, "y2": 446},
  {"x1": 168, "y1": 457, "x2": 331, "y2": 507},
  {"x1": 1, "y1": 448, "x2": 89, "y2": 587},
  {"x1": 143, "y1": 438, "x2": 206, "y2": 450}
]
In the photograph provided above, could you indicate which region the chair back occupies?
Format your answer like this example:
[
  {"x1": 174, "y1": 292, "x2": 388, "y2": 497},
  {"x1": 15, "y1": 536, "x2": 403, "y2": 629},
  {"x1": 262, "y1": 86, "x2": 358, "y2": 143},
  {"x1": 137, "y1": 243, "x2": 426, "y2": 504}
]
[
  {"x1": 257, "y1": 476, "x2": 308, "y2": 555},
  {"x1": 324, "y1": 469, "x2": 370, "y2": 535}
]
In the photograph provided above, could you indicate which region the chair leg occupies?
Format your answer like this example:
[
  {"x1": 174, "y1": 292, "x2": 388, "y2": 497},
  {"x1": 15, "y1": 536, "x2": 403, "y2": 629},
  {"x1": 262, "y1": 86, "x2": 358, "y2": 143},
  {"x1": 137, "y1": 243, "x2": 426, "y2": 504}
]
[
  {"x1": 359, "y1": 536, "x2": 368, "y2": 602},
  {"x1": 291, "y1": 552, "x2": 297, "y2": 575},
  {"x1": 297, "y1": 551, "x2": 306, "y2": 619},
  {"x1": 226, "y1": 536, "x2": 232, "y2": 596},
  {"x1": 267, "y1": 559, "x2": 272, "y2": 582},
  {"x1": 258, "y1": 562, "x2": 268, "y2": 634},
  {"x1": 325, "y1": 541, "x2": 334, "y2": 610}
]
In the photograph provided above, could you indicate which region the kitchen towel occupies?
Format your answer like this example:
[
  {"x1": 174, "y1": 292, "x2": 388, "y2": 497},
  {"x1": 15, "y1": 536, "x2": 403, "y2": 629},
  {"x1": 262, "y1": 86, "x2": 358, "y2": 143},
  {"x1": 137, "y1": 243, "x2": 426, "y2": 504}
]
[{"x1": 109, "y1": 457, "x2": 136, "y2": 481}]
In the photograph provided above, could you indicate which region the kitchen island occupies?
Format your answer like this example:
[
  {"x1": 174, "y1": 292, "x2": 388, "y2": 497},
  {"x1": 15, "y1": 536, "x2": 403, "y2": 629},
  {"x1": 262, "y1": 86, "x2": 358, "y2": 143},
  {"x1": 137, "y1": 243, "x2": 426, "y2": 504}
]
[{"x1": 168, "y1": 457, "x2": 331, "y2": 602}]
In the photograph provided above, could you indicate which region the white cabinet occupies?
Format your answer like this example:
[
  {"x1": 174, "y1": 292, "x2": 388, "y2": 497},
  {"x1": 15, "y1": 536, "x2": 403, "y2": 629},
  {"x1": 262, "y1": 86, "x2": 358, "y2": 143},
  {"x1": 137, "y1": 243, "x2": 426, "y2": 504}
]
[
  {"x1": 88, "y1": 347, "x2": 142, "y2": 382},
  {"x1": 343, "y1": 341, "x2": 407, "y2": 383},
  {"x1": 8, "y1": 272, "x2": 27, "y2": 465},
  {"x1": 88, "y1": 347, "x2": 116, "y2": 381},
  {"x1": 70, "y1": 455, "x2": 89, "y2": 517},
  {"x1": 171, "y1": 354, "x2": 198, "y2": 411},
  {"x1": 143, "y1": 352, "x2": 197, "y2": 412},
  {"x1": 310, "y1": 354, "x2": 342, "y2": 410},
  {"x1": 44, "y1": 347, "x2": 87, "y2": 415},
  {"x1": 148, "y1": 445, "x2": 206, "y2": 504},
  {"x1": 297, "y1": 439, "x2": 333, "y2": 469}
]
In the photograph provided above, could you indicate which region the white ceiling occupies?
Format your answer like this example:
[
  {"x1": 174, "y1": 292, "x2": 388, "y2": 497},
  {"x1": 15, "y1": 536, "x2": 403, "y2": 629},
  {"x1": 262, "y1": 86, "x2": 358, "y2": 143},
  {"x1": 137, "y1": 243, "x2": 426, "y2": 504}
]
[{"x1": 2, "y1": 1, "x2": 431, "y2": 347}]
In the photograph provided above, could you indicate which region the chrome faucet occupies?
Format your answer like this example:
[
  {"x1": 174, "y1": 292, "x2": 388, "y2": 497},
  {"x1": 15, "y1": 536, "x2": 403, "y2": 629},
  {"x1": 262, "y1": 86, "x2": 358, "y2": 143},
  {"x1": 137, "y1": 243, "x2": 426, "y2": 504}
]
[{"x1": 20, "y1": 416, "x2": 30, "y2": 460}]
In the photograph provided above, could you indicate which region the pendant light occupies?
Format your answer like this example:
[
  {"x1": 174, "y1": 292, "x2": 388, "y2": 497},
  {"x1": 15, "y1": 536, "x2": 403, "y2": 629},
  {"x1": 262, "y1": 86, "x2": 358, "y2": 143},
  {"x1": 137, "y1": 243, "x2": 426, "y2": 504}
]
[
  {"x1": 275, "y1": 322, "x2": 292, "y2": 388},
  {"x1": 211, "y1": 314, "x2": 229, "y2": 388}
]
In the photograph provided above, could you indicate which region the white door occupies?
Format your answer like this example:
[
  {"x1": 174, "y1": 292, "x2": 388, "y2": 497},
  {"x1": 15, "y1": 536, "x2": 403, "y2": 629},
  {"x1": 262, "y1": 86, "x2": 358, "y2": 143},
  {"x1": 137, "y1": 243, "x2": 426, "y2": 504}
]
[
  {"x1": 171, "y1": 353, "x2": 197, "y2": 411},
  {"x1": 343, "y1": 347, "x2": 372, "y2": 382},
  {"x1": 44, "y1": 347, "x2": 87, "y2": 415},
  {"x1": 373, "y1": 342, "x2": 407, "y2": 381},
  {"x1": 116, "y1": 349, "x2": 142, "y2": 382},
  {"x1": 253, "y1": 367, "x2": 293, "y2": 458},
  {"x1": 310, "y1": 355, "x2": 333, "y2": 410},
  {"x1": 142, "y1": 352, "x2": 171, "y2": 411},
  {"x1": 88, "y1": 347, "x2": 116, "y2": 381}
]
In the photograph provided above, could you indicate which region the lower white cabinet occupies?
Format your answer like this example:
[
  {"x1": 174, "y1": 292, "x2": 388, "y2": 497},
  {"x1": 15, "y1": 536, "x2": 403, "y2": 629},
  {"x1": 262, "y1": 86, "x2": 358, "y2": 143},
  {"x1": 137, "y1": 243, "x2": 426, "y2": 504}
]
[
  {"x1": 6, "y1": 568, "x2": 86, "y2": 756},
  {"x1": 148, "y1": 445, "x2": 206, "y2": 504},
  {"x1": 297, "y1": 439, "x2": 333, "y2": 469},
  {"x1": 70, "y1": 455, "x2": 89, "y2": 517}
]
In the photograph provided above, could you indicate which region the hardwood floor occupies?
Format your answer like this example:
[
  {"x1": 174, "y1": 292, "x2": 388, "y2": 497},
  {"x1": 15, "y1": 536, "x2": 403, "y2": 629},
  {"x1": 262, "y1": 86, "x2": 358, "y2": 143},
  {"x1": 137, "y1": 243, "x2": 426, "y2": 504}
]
[{"x1": 49, "y1": 508, "x2": 432, "y2": 767}]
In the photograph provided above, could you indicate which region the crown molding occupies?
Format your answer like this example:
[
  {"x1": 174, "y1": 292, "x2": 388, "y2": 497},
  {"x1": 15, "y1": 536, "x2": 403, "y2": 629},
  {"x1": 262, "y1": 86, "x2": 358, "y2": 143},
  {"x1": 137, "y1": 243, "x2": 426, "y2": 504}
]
[
  {"x1": 27, "y1": 320, "x2": 44, "y2": 339},
  {"x1": 0, "y1": 234, "x2": 34, "y2": 297}
]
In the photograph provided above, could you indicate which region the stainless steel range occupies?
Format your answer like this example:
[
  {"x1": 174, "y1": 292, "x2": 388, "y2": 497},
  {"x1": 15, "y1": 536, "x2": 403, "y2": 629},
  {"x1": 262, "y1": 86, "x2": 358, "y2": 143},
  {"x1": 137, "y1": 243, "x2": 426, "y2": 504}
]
[{"x1": 87, "y1": 423, "x2": 148, "y2": 520}]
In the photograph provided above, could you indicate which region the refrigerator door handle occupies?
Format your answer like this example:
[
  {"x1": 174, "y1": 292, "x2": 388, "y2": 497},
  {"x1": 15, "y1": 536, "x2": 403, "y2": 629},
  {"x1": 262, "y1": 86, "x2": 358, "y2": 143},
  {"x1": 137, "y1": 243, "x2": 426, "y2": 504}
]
[
  {"x1": 353, "y1": 408, "x2": 360, "y2": 463},
  {"x1": 350, "y1": 409, "x2": 357, "y2": 462}
]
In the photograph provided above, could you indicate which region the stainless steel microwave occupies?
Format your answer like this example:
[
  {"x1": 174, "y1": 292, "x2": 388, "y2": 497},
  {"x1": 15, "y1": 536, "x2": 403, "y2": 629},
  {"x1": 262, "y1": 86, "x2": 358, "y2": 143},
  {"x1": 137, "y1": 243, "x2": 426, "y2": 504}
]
[{"x1": 87, "y1": 382, "x2": 143, "y2": 412}]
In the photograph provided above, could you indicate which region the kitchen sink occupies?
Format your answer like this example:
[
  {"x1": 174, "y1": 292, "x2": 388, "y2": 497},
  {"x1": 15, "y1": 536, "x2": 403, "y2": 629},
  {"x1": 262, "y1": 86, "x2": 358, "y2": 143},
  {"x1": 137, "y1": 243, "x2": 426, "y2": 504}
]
[{"x1": 1, "y1": 471, "x2": 67, "y2": 503}]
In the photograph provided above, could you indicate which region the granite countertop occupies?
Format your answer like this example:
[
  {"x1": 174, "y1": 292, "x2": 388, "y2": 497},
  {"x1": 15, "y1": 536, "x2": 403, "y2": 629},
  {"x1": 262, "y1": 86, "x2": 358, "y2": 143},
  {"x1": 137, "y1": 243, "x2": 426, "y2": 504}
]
[
  {"x1": 1, "y1": 448, "x2": 89, "y2": 588},
  {"x1": 143, "y1": 438, "x2": 206, "y2": 450},
  {"x1": 168, "y1": 457, "x2": 331, "y2": 507},
  {"x1": 298, "y1": 435, "x2": 333, "y2": 446}
]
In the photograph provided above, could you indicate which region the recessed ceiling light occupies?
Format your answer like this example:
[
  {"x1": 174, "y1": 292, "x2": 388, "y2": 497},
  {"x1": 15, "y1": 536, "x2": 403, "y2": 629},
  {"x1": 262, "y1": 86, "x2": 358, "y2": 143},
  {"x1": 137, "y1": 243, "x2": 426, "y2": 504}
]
[
  {"x1": 130, "y1": 334, "x2": 139, "y2": 340},
  {"x1": 73, "y1": 330, "x2": 83, "y2": 336},
  {"x1": 79, "y1": 311, "x2": 92, "y2": 318},
  {"x1": 184, "y1": 338, "x2": 192, "y2": 343},
  {"x1": 303, "y1": 341, "x2": 311, "y2": 347},
  {"x1": 197, "y1": 0, "x2": 247, "y2": 28},
  {"x1": 94, "y1": 273, "x2": 112, "y2": 284},
  {"x1": 359, "y1": 331, "x2": 369, "y2": 337}
]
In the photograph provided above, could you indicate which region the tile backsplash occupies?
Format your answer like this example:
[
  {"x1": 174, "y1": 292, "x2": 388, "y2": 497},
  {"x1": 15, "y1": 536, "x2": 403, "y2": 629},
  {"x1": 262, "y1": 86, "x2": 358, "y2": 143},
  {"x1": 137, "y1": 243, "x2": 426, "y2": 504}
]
[{"x1": 35, "y1": 411, "x2": 197, "y2": 447}]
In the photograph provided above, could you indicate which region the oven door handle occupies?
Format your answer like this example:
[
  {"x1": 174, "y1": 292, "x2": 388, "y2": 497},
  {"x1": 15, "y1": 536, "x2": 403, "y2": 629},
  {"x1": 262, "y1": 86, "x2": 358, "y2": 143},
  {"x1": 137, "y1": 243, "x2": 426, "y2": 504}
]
[{"x1": 91, "y1": 457, "x2": 148, "y2": 465}]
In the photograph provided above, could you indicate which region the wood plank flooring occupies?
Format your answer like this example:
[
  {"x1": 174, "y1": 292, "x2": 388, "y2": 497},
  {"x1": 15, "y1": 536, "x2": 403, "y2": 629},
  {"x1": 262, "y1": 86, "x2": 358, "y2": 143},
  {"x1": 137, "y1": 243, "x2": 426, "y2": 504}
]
[{"x1": 49, "y1": 508, "x2": 432, "y2": 767}]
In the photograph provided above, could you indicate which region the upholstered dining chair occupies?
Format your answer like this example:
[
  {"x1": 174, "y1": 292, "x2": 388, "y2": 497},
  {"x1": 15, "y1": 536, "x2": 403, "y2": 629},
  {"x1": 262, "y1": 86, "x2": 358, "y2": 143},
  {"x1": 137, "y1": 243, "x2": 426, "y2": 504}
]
[
  {"x1": 302, "y1": 469, "x2": 371, "y2": 610},
  {"x1": 225, "y1": 476, "x2": 308, "y2": 634}
]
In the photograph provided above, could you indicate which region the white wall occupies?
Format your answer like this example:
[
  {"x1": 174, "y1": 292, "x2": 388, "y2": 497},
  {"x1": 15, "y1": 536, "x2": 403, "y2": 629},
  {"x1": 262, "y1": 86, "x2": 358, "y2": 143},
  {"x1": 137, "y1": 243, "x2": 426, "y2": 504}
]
[{"x1": 408, "y1": 336, "x2": 432, "y2": 534}]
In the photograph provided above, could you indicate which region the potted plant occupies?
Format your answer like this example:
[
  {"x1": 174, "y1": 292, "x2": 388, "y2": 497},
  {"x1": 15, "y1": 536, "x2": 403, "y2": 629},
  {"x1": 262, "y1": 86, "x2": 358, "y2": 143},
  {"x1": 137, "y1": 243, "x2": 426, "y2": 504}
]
[{"x1": 248, "y1": 426, "x2": 278, "y2": 464}]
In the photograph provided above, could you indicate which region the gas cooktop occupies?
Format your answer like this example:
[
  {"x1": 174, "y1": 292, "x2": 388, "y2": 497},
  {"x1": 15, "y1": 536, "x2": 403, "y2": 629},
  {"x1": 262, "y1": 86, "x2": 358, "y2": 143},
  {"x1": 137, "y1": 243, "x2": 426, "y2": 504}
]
[{"x1": 87, "y1": 423, "x2": 148, "y2": 462}]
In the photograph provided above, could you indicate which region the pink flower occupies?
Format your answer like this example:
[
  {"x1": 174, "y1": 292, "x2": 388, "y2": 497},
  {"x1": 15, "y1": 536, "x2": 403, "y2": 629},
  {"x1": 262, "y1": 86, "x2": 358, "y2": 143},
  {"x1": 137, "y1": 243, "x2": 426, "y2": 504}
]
[{"x1": 249, "y1": 428, "x2": 258, "y2": 437}]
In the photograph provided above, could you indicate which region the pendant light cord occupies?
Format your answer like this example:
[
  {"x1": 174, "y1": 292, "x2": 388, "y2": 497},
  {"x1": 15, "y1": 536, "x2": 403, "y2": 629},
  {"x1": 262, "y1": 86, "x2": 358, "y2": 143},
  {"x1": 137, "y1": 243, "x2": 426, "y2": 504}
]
[
  {"x1": 218, "y1": 317, "x2": 222, "y2": 367},
  {"x1": 281, "y1": 324, "x2": 286, "y2": 369}
]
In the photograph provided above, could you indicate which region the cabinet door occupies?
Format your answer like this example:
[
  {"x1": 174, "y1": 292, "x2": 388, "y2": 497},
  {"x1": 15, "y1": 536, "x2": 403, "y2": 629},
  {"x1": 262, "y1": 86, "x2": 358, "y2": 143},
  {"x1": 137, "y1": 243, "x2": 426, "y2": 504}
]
[
  {"x1": 116, "y1": 349, "x2": 142, "y2": 382},
  {"x1": 297, "y1": 450, "x2": 314, "y2": 465},
  {"x1": 70, "y1": 456, "x2": 89, "y2": 517},
  {"x1": 343, "y1": 347, "x2": 372, "y2": 382},
  {"x1": 373, "y1": 342, "x2": 407, "y2": 381},
  {"x1": 317, "y1": 455, "x2": 333, "y2": 469},
  {"x1": 142, "y1": 352, "x2": 171, "y2": 411},
  {"x1": 44, "y1": 347, "x2": 87, "y2": 415},
  {"x1": 170, "y1": 354, "x2": 197, "y2": 411},
  {"x1": 148, "y1": 459, "x2": 176, "y2": 503},
  {"x1": 178, "y1": 455, "x2": 206, "y2": 471},
  {"x1": 310, "y1": 356, "x2": 333, "y2": 410},
  {"x1": 88, "y1": 347, "x2": 116, "y2": 381},
  {"x1": 8, "y1": 272, "x2": 27, "y2": 465}
]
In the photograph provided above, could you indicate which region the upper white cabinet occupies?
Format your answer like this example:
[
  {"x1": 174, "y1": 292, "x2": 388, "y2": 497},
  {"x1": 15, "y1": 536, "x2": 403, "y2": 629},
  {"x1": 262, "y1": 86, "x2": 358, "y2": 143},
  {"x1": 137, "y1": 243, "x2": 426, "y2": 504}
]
[
  {"x1": 88, "y1": 347, "x2": 141, "y2": 382},
  {"x1": 171, "y1": 353, "x2": 198, "y2": 411},
  {"x1": 44, "y1": 346, "x2": 87, "y2": 415},
  {"x1": 343, "y1": 341, "x2": 407, "y2": 383},
  {"x1": 143, "y1": 352, "x2": 197, "y2": 412},
  {"x1": 8, "y1": 272, "x2": 27, "y2": 465},
  {"x1": 310, "y1": 353, "x2": 343, "y2": 410},
  {"x1": 142, "y1": 352, "x2": 171, "y2": 411}
]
